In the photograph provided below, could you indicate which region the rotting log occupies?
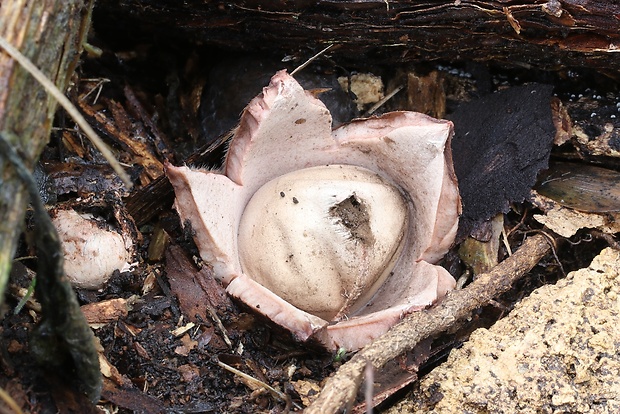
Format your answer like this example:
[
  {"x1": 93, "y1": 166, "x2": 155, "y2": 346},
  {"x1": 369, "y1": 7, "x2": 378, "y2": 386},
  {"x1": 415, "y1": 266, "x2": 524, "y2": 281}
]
[
  {"x1": 96, "y1": 0, "x2": 620, "y2": 71},
  {"x1": 0, "y1": 0, "x2": 94, "y2": 303}
]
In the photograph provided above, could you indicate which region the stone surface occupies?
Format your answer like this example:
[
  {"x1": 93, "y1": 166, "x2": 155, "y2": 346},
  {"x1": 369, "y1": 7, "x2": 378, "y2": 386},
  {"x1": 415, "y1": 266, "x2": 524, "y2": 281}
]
[{"x1": 388, "y1": 247, "x2": 620, "y2": 414}]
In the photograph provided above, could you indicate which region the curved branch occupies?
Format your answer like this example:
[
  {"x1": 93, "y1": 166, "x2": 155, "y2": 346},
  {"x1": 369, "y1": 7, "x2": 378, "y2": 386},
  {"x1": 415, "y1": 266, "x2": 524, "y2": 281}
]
[{"x1": 306, "y1": 233, "x2": 551, "y2": 413}]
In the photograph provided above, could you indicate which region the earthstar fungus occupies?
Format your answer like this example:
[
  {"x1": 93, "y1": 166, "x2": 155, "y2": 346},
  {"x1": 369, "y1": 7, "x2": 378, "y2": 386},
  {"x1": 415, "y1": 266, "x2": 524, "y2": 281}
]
[{"x1": 167, "y1": 71, "x2": 461, "y2": 350}]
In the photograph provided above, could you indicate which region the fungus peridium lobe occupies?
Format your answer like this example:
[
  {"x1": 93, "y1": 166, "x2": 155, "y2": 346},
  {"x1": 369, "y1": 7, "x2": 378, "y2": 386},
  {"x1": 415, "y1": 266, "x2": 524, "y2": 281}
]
[{"x1": 166, "y1": 70, "x2": 460, "y2": 350}]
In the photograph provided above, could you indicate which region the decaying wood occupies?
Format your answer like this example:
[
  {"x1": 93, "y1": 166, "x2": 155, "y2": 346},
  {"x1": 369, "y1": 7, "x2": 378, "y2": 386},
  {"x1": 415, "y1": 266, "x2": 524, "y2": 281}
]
[
  {"x1": 77, "y1": 98, "x2": 165, "y2": 183},
  {"x1": 0, "y1": 132, "x2": 102, "y2": 402},
  {"x1": 0, "y1": 0, "x2": 94, "y2": 303},
  {"x1": 81, "y1": 297, "x2": 136, "y2": 325},
  {"x1": 306, "y1": 234, "x2": 551, "y2": 413},
  {"x1": 98, "y1": 0, "x2": 620, "y2": 71}
]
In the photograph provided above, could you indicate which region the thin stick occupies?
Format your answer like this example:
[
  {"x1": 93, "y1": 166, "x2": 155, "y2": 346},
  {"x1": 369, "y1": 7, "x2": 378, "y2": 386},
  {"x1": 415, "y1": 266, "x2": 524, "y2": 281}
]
[
  {"x1": 0, "y1": 35, "x2": 132, "y2": 188},
  {"x1": 205, "y1": 302, "x2": 233, "y2": 349},
  {"x1": 364, "y1": 362, "x2": 373, "y2": 414},
  {"x1": 0, "y1": 386, "x2": 24, "y2": 414},
  {"x1": 290, "y1": 44, "x2": 334, "y2": 77},
  {"x1": 217, "y1": 360, "x2": 302, "y2": 410},
  {"x1": 363, "y1": 84, "x2": 405, "y2": 116},
  {"x1": 305, "y1": 234, "x2": 551, "y2": 413},
  {"x1": 501, "y1": 224, "x2": 513, "y2": 256}
]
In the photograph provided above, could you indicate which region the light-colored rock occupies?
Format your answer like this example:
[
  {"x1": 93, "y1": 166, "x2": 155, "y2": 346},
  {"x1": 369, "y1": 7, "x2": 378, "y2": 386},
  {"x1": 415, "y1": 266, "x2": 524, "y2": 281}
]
[
  {"x1": 389, "y1": 247, "x2": 620, "y2": 414},
  {"x1": 337, "y1": 73, "x2": 384, "y2": 110}
]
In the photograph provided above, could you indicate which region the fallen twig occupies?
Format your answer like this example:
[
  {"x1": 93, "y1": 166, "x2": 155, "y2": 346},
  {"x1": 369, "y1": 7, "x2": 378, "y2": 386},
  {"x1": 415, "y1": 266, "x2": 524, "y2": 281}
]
[
  {"x1": 363, "y1": 84, "x2": 405, "y2": 116},
  {"x1": 217, "y1": 359, "x2": 302, "y2": 411},
  {"x1": 0, "y1": 385, "x2": 24, "y2": 414},
  {"x1": 305, "y1": 234, "x2": 551, "y2": 413}
]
